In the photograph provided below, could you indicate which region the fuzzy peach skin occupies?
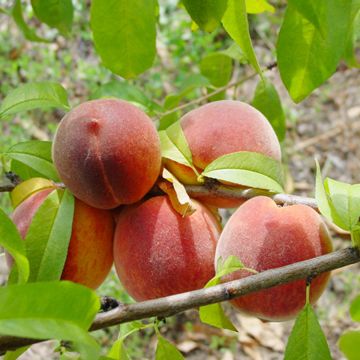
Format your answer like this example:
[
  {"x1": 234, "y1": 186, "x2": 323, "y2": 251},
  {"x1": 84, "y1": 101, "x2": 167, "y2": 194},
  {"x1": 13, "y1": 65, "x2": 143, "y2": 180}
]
[
  {"x1": 113, "y1": 196, "x2": 221, "y2": 301},
  {"x1": 215, "y1": 196, "x2": 333, "y2": 321},
  {"x1": 52, "y1": 99, "x2": 161, "y2": 209},
  {"x1": 165, "y1": 100, "x2": 282, "y2": 207},
  {"x1": 11, "y1": 188, "x2": 114, "y2": 289}
]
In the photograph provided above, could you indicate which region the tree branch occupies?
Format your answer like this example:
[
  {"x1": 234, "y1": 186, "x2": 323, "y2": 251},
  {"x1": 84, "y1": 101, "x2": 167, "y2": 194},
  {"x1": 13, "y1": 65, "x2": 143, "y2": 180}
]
[
  {"x1": 0, "y1": 247, "x2": 359, "y2": 353},
  {"x1": 155, "y1": 62, "x2": 277, "y2": 120},
  {"x1": 185, "y1": 184, "x2": 318, "y2": 210}
]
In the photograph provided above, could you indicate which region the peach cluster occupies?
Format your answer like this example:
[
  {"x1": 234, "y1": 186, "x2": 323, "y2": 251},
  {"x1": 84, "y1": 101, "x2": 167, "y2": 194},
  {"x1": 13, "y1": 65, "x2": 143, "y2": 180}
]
[{"x1": 10, "y1": 98, "x2": 333, "y2": 322}]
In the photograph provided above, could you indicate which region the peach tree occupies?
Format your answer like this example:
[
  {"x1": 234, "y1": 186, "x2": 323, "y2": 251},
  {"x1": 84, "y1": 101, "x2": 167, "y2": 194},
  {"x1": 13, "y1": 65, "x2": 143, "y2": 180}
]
[{"x1": 0, "y1": 0, "x2": 359, "y2": 359}]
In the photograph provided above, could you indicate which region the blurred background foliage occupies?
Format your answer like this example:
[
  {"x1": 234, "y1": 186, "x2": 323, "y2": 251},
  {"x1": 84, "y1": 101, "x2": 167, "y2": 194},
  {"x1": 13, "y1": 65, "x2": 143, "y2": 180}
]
[{"x1": 0, "y1": 1, "x2": 359, "y2": 359}]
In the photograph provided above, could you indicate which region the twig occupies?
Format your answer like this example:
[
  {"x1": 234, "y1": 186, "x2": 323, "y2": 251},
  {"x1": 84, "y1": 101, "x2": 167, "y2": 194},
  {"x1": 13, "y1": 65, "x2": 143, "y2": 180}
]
[
  {"x1": 185, "y1": 184, "x2": 318, "y2": 210},
  {"x1": 0, "y1": 247, "x2": 358, "y2": 353},
  {"x1": 155, "y1": 62, "x2": 277, "y2": 120}
]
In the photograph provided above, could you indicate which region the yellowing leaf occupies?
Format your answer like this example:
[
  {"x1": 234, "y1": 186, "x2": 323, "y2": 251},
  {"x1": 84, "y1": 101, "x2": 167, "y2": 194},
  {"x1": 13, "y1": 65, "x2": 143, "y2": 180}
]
[
  {"x1": 159, "y1": 168, "x2": 196, "y2": 217},
  {"x1": 11, "y1": 178, "x2": 55, "y2": 209}
]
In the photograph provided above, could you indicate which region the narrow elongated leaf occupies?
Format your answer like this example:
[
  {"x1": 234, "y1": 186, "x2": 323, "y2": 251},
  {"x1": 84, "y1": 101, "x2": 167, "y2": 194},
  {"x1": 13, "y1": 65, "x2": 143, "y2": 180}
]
[
  {"x1": 284, "y1": 304, "x2": 331, "y2": 360},
  {"x1": 245, "y1": 0, "x2": 274, "y2": 14},
  {"x1": 350, "y1": 295, "x2": 360, "y2": 322},
  {"x1": 160, "y1": 168, "x2": 196, "y2": 216},
  {"x1": 156, "y1": 335, "x2": 184, "y2": 360},
  {"x1": 252, "y1": 79, "x2": 286, "y2": 141},
  {"x1": 5, "y1": 141, "x2": 59, "y2": 181},
  {"x1": 0, "y1": 82, "x2": 69, "y2": 118},
  {"x1": 31, "y1": 0, "x2": 74, "y2": 36},
  {"x1": 12, "y1": 0, "x2": 49, "y2": 42},
  {"x1": 343, "y1": 3, "x2": 360, "y2": 68},
  {"x1": 200, "y1": 53, "x2": 233, "y2": 87},
  {"x1": 277, "y1": 1, "x2": 352, "y2": 102},
  {"x1": 202, "y1": 152, "x2": 284, "y2": 193},
  {"x1": 0, "y1": 209, "x2": 29, "y2": 284},
  {"x1": 11, "y1": 177, "x2": 55, "y2": 208},
  {"x1": 325, "y1": 178, "x2": 352, "y2": 230},
  {"x1": 339, "y1": 331, "x2": 360, "y2": 360},
  {"x1": 315, "y1": 161, "x2": 332, "y2": 222},
  {"x1": 25, "y1": 189, "x2": 74, "y2": 282},
  {"x1": 107, "y1": 339, "x2": 130, "y2": 360},
  {"x1": 199, "y1": 255, "x2": 244, "y2": 331},
  {"x1": 107, "y1": 321, "x2": 150, "y2": 360},
  {"x1": 182, "y1": 0, "x2": 228, "y2": 32},
  {"x1": 161, "y1": 122, "x2": 199, "y2": 176},
  {"x1": 37, "y1": 189, "x2": 75, "y2": 281},
  {"x1": 222, "y1": 0, "x2": 262, "y2": 76},
  {"x1": 159, "y1": 131, "x2": 192, "y2": 168},
  {"x1": 0, "y1": 281, "x2": 100, "y2": 360},
  {"x1": 90, "y1": 0, "x2": 157, "y2": 78}
]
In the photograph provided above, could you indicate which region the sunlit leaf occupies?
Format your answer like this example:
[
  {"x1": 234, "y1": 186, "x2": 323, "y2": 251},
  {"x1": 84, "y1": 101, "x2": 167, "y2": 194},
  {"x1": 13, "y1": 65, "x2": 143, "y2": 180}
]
[
  {"x1": 284, "y1": 304, "x2": 331, "y2": 360},
  {"x1": 0, "y1": 82, "x2": 69, "y2": 118},
  {"x1": 91, "y1": 0, "x2": 157, "y2": 78},
  {"x1": 222, "y1": 0, "x2": 262, "y2": 77},
  {"x1": 182, "y1": 0, "x2": 228, "y2": 32}
]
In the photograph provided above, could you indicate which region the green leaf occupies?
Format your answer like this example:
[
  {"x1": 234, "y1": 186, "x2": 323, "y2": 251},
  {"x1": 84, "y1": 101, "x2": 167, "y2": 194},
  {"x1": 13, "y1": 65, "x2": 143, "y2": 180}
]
[
  {"x1": 287, "y1": 0, "x2": 321, "y2": 31},
  {"x1": 200, "y1": 303, "x2": 237, "y2": 331},
  {"x1": 222, "y1": 0, "x2": 263, "y2": 77},
  {"x1": 4, "y1": 346, "x2": 29, "y2": 360},
  {"x1": 245, "y1": 0, "x2": 274, "y2": 14},
  {"x1": 31, "y1": 0, "x2": 74, "y2": 36},
  {"x1": 90, "y1": 0, "x2": 157, "y2": 78},
  {"x1": 200, "y1": 53, "x2": 233, "y2": 87},
  {"x1": 343, "y1": 1, "x2": 360, "y2": 68},
  {"x1": 277, "y1": 1, "x2": 352, "y2": 102},
  {"x1": 91, "y1": 80, "x2": 161, "y2": 115},
  {"x1": 5, "y1": 141, "x2": 59, "y2": 181},
  {"x1": 199, "y1": 255, "x2": 244, "y2": 331},
  {"x1": 284, "y1": 304, "x2": 332, "y2": 360},
  {"x1": 350, "y1": 295, "x2": 360, "y2": 322},
  {"x1": 107, "y1": 339, "x2": 130, "y2": 360},
  {"x1": 25, "y1": 189, "x2": 74, "y2": 282},
  {"x1": 155, "y1": 335, "x2": 184, "y2": 360},
  {"x1": 161, "y1": 121, "x2": 200, "y2": 176},
  {"x1": 0, "y1": 281, "x2": 100, "y2": 360},
  {"x1": 107, "y1": 321, "x2": 150, "y2": 359},
  {"x1": 0, "y1": 7, "x2": 9, "y2": 15},
  {"x1": 0, "y1": 82, "x2": 70, "y2": 118},
  {"x1": 325, "y1": 179, "x2": 353, "y2": 230},
  {"x1": 252, "y1": 78, "x2": 286, "y2": 141},
  {"x1": 159, "y1": 75, "x2": 210, "y2": 130},
  {"x1": 339, "y1": 331, "x2": 360, "y2": 360},
  {"x1": 11, "y1": 0, "x2": 50, "y2": 42},
  {"x1": 202, "y1": 151, "x2": 284, "y2": 193},
  {"x1": 0, "y1": 208, "x2": 29, "y2": 284},
  {"x1": 325, "y1": 179, "x2": 360, "y2": 231},
  {"x1": 182, "y1": 0, "x2": 228, "y2": 32},
  {"x1": 220, "y1": 43, "x2": 245, "y2": 61},
  {"x1": 315, "y1": 161, "x2": 333, "y2": 222}
]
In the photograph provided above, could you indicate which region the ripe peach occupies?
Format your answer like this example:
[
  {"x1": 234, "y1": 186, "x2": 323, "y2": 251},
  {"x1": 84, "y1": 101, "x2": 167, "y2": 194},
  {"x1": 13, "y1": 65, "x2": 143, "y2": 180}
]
[
  {"x1": 165, "y1": 100, "x2": 282, "y2": 207},
  {"x1": 52, "y1": 99, "x2": 161, "y2": 209},
  {"x1": 215, "y1": 196, "x2": 333, "y2": 321},
  {"x1": 11, "y1": 188, "x2": 114, "y2": 289},
  {"x1": 113, "y1": 195, "x2": 221, "y2": 301}
]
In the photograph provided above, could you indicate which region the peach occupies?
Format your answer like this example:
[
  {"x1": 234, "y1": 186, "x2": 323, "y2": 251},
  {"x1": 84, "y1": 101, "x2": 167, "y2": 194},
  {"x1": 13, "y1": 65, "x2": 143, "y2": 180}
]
[
  {"x1": 165, "y1": 100, "x2": 282, "y2": 207},
  {"x1": 113, "y1": 195, "x2": 221, "y2": 301},
  {"x1": 215, "y1": 196, "x2": 333, "y2": 321},
  {"x1": 11, "y1": 188, "x2": 114, "y2": 289},
  {"x1": 52, "y1": 99, "x2": 161, "y2": 209}
]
